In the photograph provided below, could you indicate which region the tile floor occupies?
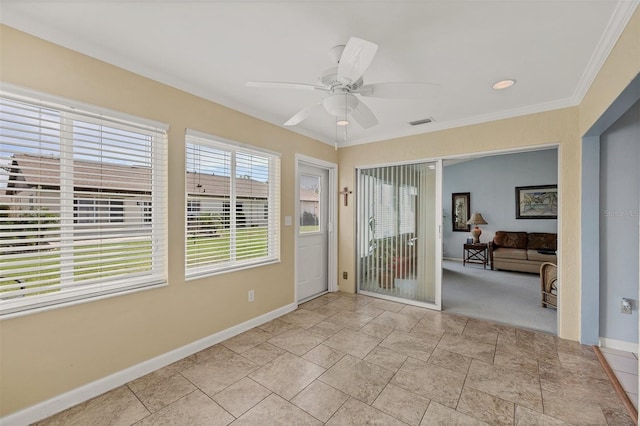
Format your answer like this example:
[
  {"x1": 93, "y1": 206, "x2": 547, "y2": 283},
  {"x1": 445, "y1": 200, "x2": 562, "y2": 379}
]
[
  {"x1": 35, "y1": 292, "x2": 634, "y2": 425},
  {"x1": 600, "y1": 347, "x2": 639, "y2": 410}
]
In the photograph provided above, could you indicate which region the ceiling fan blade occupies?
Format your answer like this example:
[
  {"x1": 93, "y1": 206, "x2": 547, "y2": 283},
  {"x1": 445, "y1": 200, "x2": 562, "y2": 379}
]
[
  {"x1": 337, "y1": 37, "x2": 378, "y2": 85},
  {"x1": 350, "y1": 100, "x2": 378, "y2": 129},
  {"x1": 246, "y1": 81, "x2": 326, "y2": 91},
  {"x1": 356, "y1": 82, "x2": 441, "y2": 99},
  {"x1": 284, "y1": 102, "x2": 322, "y2": 126}
]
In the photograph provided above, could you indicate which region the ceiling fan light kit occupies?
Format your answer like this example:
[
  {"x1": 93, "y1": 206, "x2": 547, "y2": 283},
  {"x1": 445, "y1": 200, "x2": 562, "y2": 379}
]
[
  {"x1": 246, "y1": 36, "x2": 440, "y2": 138},
  {"x1": 323, "y1": 92, "x2": 358, "y2": 117}
]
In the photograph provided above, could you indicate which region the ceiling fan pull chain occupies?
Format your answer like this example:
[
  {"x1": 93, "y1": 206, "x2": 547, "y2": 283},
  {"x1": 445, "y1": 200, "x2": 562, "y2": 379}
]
[
  {"x1": 344, "y1": 118, "x2": 348, "y2": 145},
  {"x1": 335, "y1": 117, "x2": 338, "y2": 151},
  {"x1": 344, "y1": 92, "x2": 348, "y2": 145}
]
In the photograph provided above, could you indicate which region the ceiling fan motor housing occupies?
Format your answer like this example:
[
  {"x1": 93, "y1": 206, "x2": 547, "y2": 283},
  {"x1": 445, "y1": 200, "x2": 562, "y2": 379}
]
[
  {"x1": 323, "y1": 92, "x2": 359, "y2": 117},
  {"x1": 319, "y1": 67, "x2": 364, "y2": 91}
]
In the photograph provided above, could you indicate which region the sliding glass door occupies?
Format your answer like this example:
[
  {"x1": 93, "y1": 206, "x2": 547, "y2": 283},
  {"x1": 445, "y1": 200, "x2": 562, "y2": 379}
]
[{"x1": 356, "y1": 161, "x2": 441, "y2": 308}]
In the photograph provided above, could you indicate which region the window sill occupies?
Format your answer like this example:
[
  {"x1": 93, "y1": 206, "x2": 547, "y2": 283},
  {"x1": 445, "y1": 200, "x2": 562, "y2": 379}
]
[{"x1": 0, "y1": 280, "x2": 168, "y2": 320}]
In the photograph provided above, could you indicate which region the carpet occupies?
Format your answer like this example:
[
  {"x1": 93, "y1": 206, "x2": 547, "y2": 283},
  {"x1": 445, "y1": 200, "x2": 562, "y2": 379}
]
[{"x1": 442, "y1": 259, "x2": 557, "y2": 335}]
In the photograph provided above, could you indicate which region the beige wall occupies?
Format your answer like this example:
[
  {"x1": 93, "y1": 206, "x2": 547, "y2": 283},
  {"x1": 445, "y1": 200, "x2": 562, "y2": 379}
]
[
  {"x1": 1, "y1": 5, "x2": 639, "y2": 417},
  {"x1": 0, "y1": 25, "x2": 337, "y2": 416}
]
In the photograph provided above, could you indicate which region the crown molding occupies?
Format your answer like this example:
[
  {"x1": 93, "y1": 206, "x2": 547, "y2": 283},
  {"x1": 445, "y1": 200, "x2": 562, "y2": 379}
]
[
  {"x1": 338, "y1": 97, "x2": 578, "y2": 148},
  {"x1": 572, "y1": 0, "x2": 640, "y2": 104}
]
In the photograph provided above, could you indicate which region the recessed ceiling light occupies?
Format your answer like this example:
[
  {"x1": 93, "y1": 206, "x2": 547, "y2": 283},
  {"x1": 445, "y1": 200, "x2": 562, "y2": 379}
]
[
  {"x1": 492, "y1": 79, "x2": 516, "y2": 90},
  {"x1": 336, "y1": 119, "x2": 349, "y2": 126}
]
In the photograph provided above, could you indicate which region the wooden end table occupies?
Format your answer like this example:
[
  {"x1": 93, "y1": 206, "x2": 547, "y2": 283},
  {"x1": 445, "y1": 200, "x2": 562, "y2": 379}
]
[{"x1": 463, "y1": 243, "x2": 489, "y2": 269}]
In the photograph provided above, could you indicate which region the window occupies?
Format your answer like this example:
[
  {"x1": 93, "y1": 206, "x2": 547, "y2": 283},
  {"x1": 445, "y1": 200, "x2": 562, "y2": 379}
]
[
  {"x1": 185, "y1": 129, "x2": 280, "y2": 278},
  {"x1": 137, "y1": 201, "x2": 152, "y2": 223},
  {"x1": 364, "y1": 167, "x2": 417, "y2": 239},
  {"x1": 74, "y1": 198, "x2": 125, "y2": 224},
  {"x1": 299, "y1": 174, "x2": 320, "y2": 233},
  {"x1": 0, "y1": 86, "x2": 167, "y2": 316}
]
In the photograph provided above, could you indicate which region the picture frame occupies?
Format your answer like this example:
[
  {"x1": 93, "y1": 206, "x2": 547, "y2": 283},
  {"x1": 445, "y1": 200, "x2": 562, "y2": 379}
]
[
  {"x1": 452, "y1": 192, "x2": 471, "y2": 232},
  {"x1": 515, "y1": 185, "x2": 558, "y2": 219}
]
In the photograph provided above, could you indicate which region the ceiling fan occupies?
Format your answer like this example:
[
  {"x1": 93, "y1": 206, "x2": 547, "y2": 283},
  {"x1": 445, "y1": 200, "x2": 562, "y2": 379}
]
[{"x1": 246, "y1": 37, "x2": 439, "y2": 129}]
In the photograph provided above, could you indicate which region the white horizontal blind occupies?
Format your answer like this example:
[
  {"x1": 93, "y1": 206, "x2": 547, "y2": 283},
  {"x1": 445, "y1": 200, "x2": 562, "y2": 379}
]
[
  {"x1": 185, "y1": 131, "x2": 280, "y2": 278},
  {"x1": 0, "y1": 91, "x2": 167, "y2": 315}
]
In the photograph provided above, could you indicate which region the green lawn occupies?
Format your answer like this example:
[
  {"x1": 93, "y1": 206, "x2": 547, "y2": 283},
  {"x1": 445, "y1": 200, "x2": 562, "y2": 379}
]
[
  {"x1": 186, "y1": 227, "x2": 268, "y2": 265},
  {"x1": 300, "y1": 225, "x2": 320, "y2": 233},
  {"x1": 0, "y1": 241, "x2": 153, "y2": 297},
  {"x1": 1, "y1": 228, "x2": 269, "y2": 297}
]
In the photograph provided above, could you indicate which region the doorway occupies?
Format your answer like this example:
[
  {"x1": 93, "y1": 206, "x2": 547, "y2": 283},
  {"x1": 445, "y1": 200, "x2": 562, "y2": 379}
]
[
  {"x1": 295, "y1": 156, "x2": 337, "y2": 302},
  {"x1": 441, "y1": 147, "x2": 559, "y2": 334}
]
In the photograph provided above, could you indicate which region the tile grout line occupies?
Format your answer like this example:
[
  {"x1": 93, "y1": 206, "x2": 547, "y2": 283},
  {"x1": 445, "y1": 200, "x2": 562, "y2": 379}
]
[
  {"x1": 201, "y1": 388, "x2": 235, "y2": 422},
  {"x1": 127, "y1": 383, "x2": 153, "y2": 425},
  {"x1": 323, "y1": 396, "x2": 350, "y2": 425},
  {"x1": 593, "y1": 345, "x2": 638, "y2": 424}
]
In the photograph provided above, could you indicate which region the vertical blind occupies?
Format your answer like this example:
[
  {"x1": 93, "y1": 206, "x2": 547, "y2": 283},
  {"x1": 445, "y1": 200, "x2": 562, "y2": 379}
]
[
  {"x1": 358, "y1": 163, "x2": 436, "y2": 304},
  {"x1": 185, "y1": 130, "x2": 280, "y2": 278},
  {"x1": 0, "y1": 89, "x2": 168, "y2": 315}
]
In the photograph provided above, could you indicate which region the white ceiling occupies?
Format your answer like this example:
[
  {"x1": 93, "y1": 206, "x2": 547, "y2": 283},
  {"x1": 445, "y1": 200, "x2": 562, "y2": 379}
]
[{"x1": 1, "y1": 1, "x2": 637, "y2": 147}]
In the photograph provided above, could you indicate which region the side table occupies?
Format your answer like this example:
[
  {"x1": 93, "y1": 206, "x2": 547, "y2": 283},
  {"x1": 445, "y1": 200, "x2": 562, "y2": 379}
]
[{"x1": 463, "y1": 243, "x2": 489, "y2": 269}]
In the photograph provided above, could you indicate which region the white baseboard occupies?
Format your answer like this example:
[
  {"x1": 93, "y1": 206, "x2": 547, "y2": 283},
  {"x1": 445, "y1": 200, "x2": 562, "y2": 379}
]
[
  {"x1": 599, "y1": 337, "x2": 639, "y2": 353},
  {"x1": 1, "y1": 302, "x2": 297, "y2": 426}
]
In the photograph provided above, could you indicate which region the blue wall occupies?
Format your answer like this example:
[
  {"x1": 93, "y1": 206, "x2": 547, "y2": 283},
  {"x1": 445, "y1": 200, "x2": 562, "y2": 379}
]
[
  {"x1": 599, "y1": 100, "x2": 639, "y2": 344},
  {"x1": 443, "y1": 149, "x2": 558, "y2": 258}
]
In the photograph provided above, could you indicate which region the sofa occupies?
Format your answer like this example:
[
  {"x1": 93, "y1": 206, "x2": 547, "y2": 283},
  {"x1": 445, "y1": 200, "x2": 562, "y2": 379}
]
[{"x1": 489, "y1": 231, "x2": 557, "y2": 274}]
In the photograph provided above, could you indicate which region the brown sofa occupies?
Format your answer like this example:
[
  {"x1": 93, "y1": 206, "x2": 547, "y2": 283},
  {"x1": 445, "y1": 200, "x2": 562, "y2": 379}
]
[{"x1": 489, "y1": 231, "x2": 557, "y2": 274}]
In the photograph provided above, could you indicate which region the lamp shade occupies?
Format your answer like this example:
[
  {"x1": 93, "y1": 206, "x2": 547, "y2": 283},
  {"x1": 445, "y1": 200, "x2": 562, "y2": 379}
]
[
  {"x1": 466, "y1": 211, "x2": 487, "y2": 243},
  {"x1": 467, "y1": 212, "x2": 488, "y2": 225}
]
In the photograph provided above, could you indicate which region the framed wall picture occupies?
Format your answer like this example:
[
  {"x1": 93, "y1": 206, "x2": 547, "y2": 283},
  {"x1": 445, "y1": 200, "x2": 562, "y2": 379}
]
[
  {"x1": 452, "y1": 192, "x2": 471, "y2": 231},
  {"x1": 515, "y1": 185, "x2": 558, "y2": 219}
]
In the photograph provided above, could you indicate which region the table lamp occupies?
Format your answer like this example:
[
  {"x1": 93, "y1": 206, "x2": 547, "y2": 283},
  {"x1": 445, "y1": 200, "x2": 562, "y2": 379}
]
[{"x1": 467, "y1": 212, "x2": 488, "y2": 243}]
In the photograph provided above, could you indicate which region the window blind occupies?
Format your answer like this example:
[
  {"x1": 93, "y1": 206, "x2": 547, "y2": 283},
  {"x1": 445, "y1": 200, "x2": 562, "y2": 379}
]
[
  {"x1": 0, "y1": 89, "x2": 167, "y2": 316},
  {"x1": 358, "y1": 164, "x2": 419, "y2": 291},
  {"x1": 185, "y1": 130, "x2": 280, "y2": 278}
]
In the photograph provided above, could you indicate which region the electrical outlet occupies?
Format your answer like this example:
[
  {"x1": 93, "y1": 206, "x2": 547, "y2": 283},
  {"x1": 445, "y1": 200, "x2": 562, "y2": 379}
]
[
  {"x1": 343, "y1": 272, "x2": 348, "y2": 279},
  {"x1": 621, "y1": 298, "x2": 632, "y2": 314},
  {"x1": 248, "y1": 290, "x2": 255, "y2": 303}
]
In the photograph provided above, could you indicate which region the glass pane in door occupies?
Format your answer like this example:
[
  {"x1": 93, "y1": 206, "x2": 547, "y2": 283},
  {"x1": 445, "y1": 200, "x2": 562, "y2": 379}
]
[
  {"x1": 299, "y1": 174, "x2": 320, "y2": 233},
  {"x1": 357, "y1": 162, "x2": 440, "y2": 306}
]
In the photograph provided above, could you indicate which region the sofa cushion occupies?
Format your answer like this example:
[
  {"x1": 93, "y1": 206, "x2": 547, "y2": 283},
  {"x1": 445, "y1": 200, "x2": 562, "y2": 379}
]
[
  {"x1": 527, "y1": 233, "x2": 557, "y2": 251},
  {"x1": 493, "y1": 231, "x2": 528, "y2": 249},
  {"x1": 527, "y1": 249, "x2": 557, "y2": 262},
  {"x1": 493, "y1": 247, "x2": 528, "y2": 260}
]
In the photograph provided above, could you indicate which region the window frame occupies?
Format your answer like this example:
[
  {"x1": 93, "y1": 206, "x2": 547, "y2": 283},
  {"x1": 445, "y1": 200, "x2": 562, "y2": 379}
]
[
  {"x1": 0, "y1": 84, "x2": 168, "y2": 317},
  {"x1": 184, "y1": 129, "x2": 280, "y2": 280}
]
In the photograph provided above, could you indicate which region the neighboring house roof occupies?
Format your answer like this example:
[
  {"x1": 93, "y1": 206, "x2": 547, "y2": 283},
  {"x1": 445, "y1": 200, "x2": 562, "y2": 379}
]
[
  {"x1": 3, "y1": 154, "x2": 150, "y2": 194},
  {"x1": 299, "y1": 187, "x2": 319, "y2": 202},
  {"x1": 1, "y1": 154, "x2": 268, "y2": 198},
  {"x1": 186, "y1": 172, "x2": 268, "y2": 198}
]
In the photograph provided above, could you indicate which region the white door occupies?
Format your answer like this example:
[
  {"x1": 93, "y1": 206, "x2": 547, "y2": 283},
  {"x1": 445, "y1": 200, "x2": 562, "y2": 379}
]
[{"x1": 296, "y1": 163, "x2": 329, "y2": 302}]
